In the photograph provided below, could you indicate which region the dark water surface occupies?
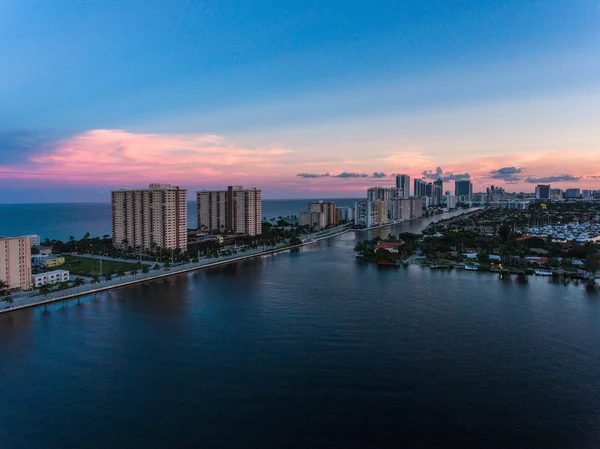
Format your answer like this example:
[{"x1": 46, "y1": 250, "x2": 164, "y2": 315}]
[{"x1": 1, "y1": 213, "x2": 600, "y2": 448}]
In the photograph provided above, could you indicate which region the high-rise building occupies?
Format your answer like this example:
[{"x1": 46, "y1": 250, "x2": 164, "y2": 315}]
[
  {"x1": 197, "y1": 186, "x2": 262, "y2": 236},
  {"x1": 367, "y1": 187, "x2": 401, "y2": 202},
  {"x1": 197, "y1": 190, "x2": 228, "y2": 233},
  {"x1": 433, "y1": 179, "x2": 443, "y2": 206},
  {"x1": 112, "y1": 184, "x2": 187, "y2": 251},
  {"x1": 455, "y1": 180, "x2": 473, "y2": 199},
  {"x1": 565, "y1": 188, "x2": 581, "y2": 199},
  {"x1": 335, "y1": 207, "x2": 354, "y2": 223},
  {"x1": 354, "y1": 200, "x2": 388, "y2": 228},
  {"x1": 413, "y1": 179, "x2": 427, "y2": 197},
  {"x1": 425, "y1": 182, "x2": 433, "y2": 198},
  {"x1": 299, "y1": 211, "x2": 326, "y2": 229},
  {"x1": 308, "y1": 201, "x2": 336, "y2": 227},
  {"x1": 446, "y1": 194, "x2": 457, "y2": 209},
  {"x1": 395, "y1": 174, "x2": 410, "y2": 197},
  {"x1": 535, "y1": 184, "x2": 551, "y2": 200},
  {"x1": 0, "y1": 236, "x2": 32, "y2": 291}
]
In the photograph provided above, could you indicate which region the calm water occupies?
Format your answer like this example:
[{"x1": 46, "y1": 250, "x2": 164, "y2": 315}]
[
  {"x1": 0, "y1": 198, "x2": 361, "y2": 241},
  {"x1": 1, "y1": 212, "x2": 600, "y2": 448}
]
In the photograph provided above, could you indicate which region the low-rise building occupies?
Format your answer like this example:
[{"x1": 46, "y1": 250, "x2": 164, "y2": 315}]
[
  {"x1": 32, "y1": 270, "x2": 70, "y2": 288},
  {"x1": 32, "y1": 254, "x2": 65, "y2": 268}
]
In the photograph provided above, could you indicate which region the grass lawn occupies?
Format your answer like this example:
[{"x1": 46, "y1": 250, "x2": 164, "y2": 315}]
[{"x1": 61, "y1": 255, "x2": 139, "y2": 276}]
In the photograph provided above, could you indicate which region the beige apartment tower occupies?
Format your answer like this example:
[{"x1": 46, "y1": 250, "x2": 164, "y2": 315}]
[
  {"x1": 112, "y1": 184, "x2": 187, "y2": 252},
  {"x1": 308, "y1": 201, "x2": 336, "y2": 226},
  {"x1": 0, "y1": 236, "x2": 32, "y2": 291},
  {"x1": 197, "y1": 186, "x2": 262, "y2": 236}
]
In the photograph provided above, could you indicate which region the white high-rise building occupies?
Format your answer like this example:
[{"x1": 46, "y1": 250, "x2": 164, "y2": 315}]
[
  {"x1": 197, "y1": 186, "x2": 262, "y2": 236},
  {"x1": 0, "y1": 236, "x2": 32, "y2": 291},
  {"x1": 112, "y1": 184, "x2": 187, "y2": 252}
]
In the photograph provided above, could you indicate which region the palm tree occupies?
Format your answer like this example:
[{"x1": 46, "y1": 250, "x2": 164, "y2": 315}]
[
  {"x1": 104, "y1": 274, "x2": 112, "y2": 282},
  {"x1": 153, "y1": 263, "x2": 160, "y2": 271},
  {"x1": 40, "y1": 286, "x2": 51, "y2": 298},
  {"x1": 91, "y1": 274, "x2": 101, "y2": 284},
  {"x1": 73, "y1": 277, "x2": 85, "y2": 292},
  {"x1": 2, "y1": 295, "x2": 13, "y2": 307},
  {"x1": 0, "y1": 279, "x2": 8, "y2": 297},
  {"x1": 141, "y1": 265, "x2": 149, "y2": 274},
  {"x1": 130, "y1": 269, "x2": 138, "y2": 278}
]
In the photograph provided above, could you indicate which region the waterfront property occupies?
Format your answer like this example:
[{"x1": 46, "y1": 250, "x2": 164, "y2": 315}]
[
  {"x1": 0, "y1": 236, "x2": 32, "y2": 291},
  {"x1": 32, "y1": 270, "x2": 70, "y2": 287},
  {"x1": 111, "y1": 183, "x2": 188, "y2": 252},
  {"x1": 197, "y1": 185, "x2": 262, "y2": 236}
]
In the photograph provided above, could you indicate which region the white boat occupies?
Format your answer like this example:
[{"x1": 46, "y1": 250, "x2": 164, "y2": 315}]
[
  {"x1": 464, "y1": 265, "x2": 479, "y2": 271},
  {"x1": 535, "y1": 270, "x2": 553, "y2": 276}
]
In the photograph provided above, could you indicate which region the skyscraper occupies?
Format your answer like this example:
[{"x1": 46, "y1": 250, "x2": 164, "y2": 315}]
[
  {"x1": 535, "y1": 184, "x2": 551, "y2": 200},
  {"x1": 112, "y1": 184, "x2": 188, "y2": 251},
  {"x1": 455, "y1": 180, "x2": 473, "y2": 199},
  {"x1": 413, "y1": 179, "x2": 427, "y2": 197},
  {"x1": 197, "y1": 186, "x2": 262, "y2": 236},
  {"x1": 433, "y1": 179, "x2": 443, "y2": 206},
  {"x1": 396, "y1": 174, "x2": 411, "y2": 197}
]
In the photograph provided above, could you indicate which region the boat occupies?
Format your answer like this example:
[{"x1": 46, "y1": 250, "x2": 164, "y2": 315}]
[
  {"x1": 535, "y1": 270, "x2": 553, "y2": 276},
  {"x1": 464, "y1": 265, "x2": 478, "y2": 271},
  {"x1": 430, "y1": 264, "x2": 450, "y2": 269}
]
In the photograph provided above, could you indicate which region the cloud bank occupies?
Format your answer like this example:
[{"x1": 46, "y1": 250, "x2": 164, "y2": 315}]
[
  {"x1": 525, "y1": 174, "x2": 581, "y2": 183},
  {"x1": 422, "y1": 167, "x2": 470, "y2": 182},
  {"x1": 489, "y1": 166, "x2": 523, "y2": 183},
  {"x1": 296, "y1": 172, "x2": 387, "y2": 179}
]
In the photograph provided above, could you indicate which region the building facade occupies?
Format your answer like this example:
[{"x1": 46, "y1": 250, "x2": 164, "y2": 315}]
[
  {"x1": 432, "y1": 180, "x2": 443, "y2": 206},
  {"x1": 535, "y1": 184, "x2": 551, "y2": 200},
  {"x1": 197, "y1": 186, "x2": 262, "y2": 236},
  {"x1": 112, "y1": 184, "x2": 188, "y2": 252},
  {"x1": 32, "y1": 270, "x2": 70, "y2": 288},
  {"x1": 455, "y1": 180, "x2": 473, "y2": 200},
  {"x1": 308, "y1": 201, "x2": 336, "y2": 227},
  {"x1": 299, "y1": 211, "x2": 326, "y2": 229},
  {"x1": 413, "y1": 179, "x2": 427, "y2": 197},
  {"x1": 335, "y1": 207, "x2": 354, "y2": 223},
  {"x1": 0, "y1": 236, "x2": 32, "y2": 291},
  {"x1": 25, "y1": 234, "x2": 41, "y2": 247},
  {"x1": 395, "y1": 174, "x2": 411, "y2": 197}
]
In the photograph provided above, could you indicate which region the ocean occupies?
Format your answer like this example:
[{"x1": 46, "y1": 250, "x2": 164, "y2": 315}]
[{"x1": 0, "y1": 198, "x2": 361, "y2": 241}]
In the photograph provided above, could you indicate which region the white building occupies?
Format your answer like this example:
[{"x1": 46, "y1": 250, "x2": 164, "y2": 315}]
[
  {"x1": 1, "y1": 236, "x2": 32, "y2": 291},
  {"x1": 112, "y1": 183, "x2": 188, "y2": 251},
  {"x1": 32, "y1": 270, "x2": 70, "y2": 288},
  {"x1": 446, "y1": 195, "x2": 457, "y2": 209},
  {"x1": 26, "y1": 234, "x2": 41, "y2": 247},
  {"x1": 367, "y1": 187, "x2": 402, "y2": 202},
  {"x1": 355, "y1": 201, "x2": 387, "y2": 228}
]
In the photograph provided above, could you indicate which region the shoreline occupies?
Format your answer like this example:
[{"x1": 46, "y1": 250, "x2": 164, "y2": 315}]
[
  {"x1": 0, "y1": 208, "x2": 481, "y2": 315},
  {"x1": 0, "y1": 227, "x2": 352, "y2": 315}
]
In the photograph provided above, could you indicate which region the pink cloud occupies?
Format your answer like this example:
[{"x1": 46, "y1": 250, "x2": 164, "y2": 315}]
[{"x1": 0, "y1": 129, "x2": 293, "y2": 184}]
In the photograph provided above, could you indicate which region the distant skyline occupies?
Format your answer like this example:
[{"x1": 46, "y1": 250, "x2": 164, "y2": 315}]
[{"x1": 1, "y1": 1, "x2": 600, "y2": 203}]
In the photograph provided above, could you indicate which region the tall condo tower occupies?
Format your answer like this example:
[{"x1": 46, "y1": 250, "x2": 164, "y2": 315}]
[
  {"x1": 112, "y1": 183, "x2": 187, "y2": 251},
  {"x1": 197, "y1": 186, "x2": 262, "y2": 236}
]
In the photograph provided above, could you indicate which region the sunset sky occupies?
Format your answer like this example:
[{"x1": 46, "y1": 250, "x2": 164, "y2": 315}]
[{"x1": 1, "y1": 0, "x2": 600, "y2": 202}]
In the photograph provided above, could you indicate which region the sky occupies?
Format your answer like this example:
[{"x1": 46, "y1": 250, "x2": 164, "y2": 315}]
[{"x1": 1, "y1": 0, "x2": 600, "y2": 202}]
